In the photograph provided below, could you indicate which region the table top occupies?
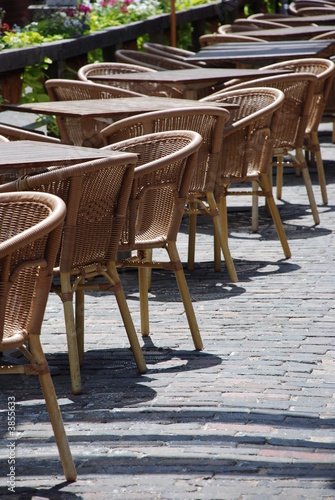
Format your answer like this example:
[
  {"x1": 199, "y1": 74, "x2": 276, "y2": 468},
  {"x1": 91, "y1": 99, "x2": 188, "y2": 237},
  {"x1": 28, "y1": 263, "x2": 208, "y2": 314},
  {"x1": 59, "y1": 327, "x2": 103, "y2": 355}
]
[
  {"x1": 3, "y1": 96, "x2": 235, "y2": 118},
  {"x1": 89, "y1": 67, "x2": 291, "y2": 85},
  {"x1": 0, "y1": 140, "x2": 136, "y2": 170},
  {"x1": 240, "y1": 25, "x2": 335, "y2": 41},
  {"x1": 188, "y1": 40, "x2": 335, "y2": 65}
]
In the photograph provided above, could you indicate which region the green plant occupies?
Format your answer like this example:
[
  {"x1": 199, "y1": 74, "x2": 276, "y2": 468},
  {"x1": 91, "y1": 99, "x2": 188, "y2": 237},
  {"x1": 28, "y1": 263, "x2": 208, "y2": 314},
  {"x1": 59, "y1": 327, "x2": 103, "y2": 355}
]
[{"x1": 20, "y1": 59, "x2": 60, "y2": 138}]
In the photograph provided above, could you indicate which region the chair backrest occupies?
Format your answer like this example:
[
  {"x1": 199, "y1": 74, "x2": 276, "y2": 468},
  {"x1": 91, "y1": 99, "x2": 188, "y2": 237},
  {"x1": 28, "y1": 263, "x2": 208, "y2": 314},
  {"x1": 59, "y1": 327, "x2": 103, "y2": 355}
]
[
  {"x1": 201, "y1": 87, "x2": 285, "y2": 181},
  {"x1": 218, "y1": 24, "x2": 263, "y2": 34},
  {"x1": 78, "y1": 62, "x2": 157, "y2": 82},
  {"x1": 45, "y1": 78, "x2": 143, "y2": 101},
  {"x1": 0, "y1": 155, "x2": 137, "y2": 273},
  {"x1": 234, "y1": 18, "x2": 294, "y2": 29},
  {"x1": 142, "y1": 42, "x2": 195, "y2": 61},
  {"x1": 295, "y1": 6, "x2": 335, "y2": 15},
  {"x1": 78, "y1": 61, "x2": 183, "y2": 99},
  {"x1": 310, "y1": 30, "x2": 335, "y2": 40},
  {"x1": 260, "y1": 58, "x2": 335, "y2": 133},
  {"x1": 0, "y1": 191, "x2": 66, "y2": 350},
  {"x1": 45, "y1": 79, "x2": 143, "y2": 146},
  {"x1": 101, "y1": 106, "x2": 231, "y2": 196},
  {"x1": 102, "y1": 130, "x2": 203, "y2": 250},
  {"x1": 115, "y1": 49, "x2": 198, "y2": 70},
  {"x1": 199, "y1": 33, "x2": 268, "y2": 47},
  {"x1": 206, "y1": 73, "x2": 317, "y2": 151}
]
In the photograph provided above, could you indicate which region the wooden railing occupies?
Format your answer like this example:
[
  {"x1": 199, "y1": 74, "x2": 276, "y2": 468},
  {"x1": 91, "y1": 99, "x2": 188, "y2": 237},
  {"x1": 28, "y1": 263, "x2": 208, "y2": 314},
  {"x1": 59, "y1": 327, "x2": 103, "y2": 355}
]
[{"x1": 0, "y1": 3, "x2": 226, "y2": 76}]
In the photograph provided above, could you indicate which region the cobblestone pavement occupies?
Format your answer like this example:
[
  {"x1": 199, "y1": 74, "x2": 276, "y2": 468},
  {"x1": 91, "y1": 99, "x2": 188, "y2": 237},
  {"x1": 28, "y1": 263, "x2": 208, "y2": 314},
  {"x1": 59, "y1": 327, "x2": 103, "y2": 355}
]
[{"x1": 1, "y1": 124, "x2": 335, "y2": 499}]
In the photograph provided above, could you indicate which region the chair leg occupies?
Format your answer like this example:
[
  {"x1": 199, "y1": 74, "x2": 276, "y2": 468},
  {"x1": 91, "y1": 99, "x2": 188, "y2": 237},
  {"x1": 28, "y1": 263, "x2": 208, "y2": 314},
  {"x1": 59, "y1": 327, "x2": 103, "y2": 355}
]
[
  {"x1": 75, "y1": 287, "x2": 85, "y2": 366},
  {"x1": 166, "y1": 240, "x2": 203, "y2": 350},
  {"x1": 107, "y1": 261, "x2": 147, "y2": 374},
  {"x1": 275, "y1": 154, "x2": 284, "y2": 200},
  {"x1": 29, "y1": 336, "x2": 77, "y2": 482},
  {"x1": 260, "y1": 173, "x2": 291, "y2": 259},
  {"x1": 296, "y1": 148, "x2": 320, "y2": 226},
  {"x1": 207, "y1": 192, "x2": 237, "y2": 282},
  {"x1": 147, "y1": 248, "x2": 153, "y2": 291},
  {"x1": 251, "y1": 180, "x2": 259, "y2": 233},
  {"x1": 310, "y1": 131, "x2": 328, "y2": 205},
  {"x1": 138, "y1": 257, "x2": 150, "y2": 337},
  {"x1": 187, "y1": 202, "x2": 197, "y2": 271},
  {"x1": 60, "y1": 272, "x2": 82, "y2": 395}
]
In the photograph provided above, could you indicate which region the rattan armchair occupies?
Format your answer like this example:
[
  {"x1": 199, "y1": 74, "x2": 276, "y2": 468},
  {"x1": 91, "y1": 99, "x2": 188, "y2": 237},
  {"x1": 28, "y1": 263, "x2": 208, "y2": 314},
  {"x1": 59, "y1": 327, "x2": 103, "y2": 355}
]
[
  {"x1": 208, "y1": 73, "x2": 321, "y2": 227},
  {"x1": 101, "y1": 107, "x2": 238, "y2": 279},
  {"x1": 201, "y1": 87, "x2": 291, "y2": 259},
  {"x1": 102, "y1": 130, "x2": 204, "y2": 346},
  {"x1": 45, "y1": 78, "x2": 143, "y2": 147},
  {"x1": 115, "y1": 49, "x2": 198, "y2": 70},
  {"x1": 258, "y1": 58, "x2": 335, "y2": 205},
  {"x1": 0, "y1": 154, "x2": 146, "y2": 395},
  {"x1": 78, "y1": 61, "x2": 157, "y2": 82},
  {"x1": 77, "y1": 60, "x2": 182, "y2": 98},
  {"x1": 233, "y1": 18, "x2": 295, "y2": 29},
  {"x1": 142, "y1": 42, "x2": 196, "y2": 61},
  {"x1": 0, "y1": 191, "x2": 76, "y2": 481},
  {"x1": 199, "y1": 33, "x2": 268, "y2": 46},
  {"x1": 217, "y1": 24, "x2": 263, "y2": 34},
  {"x1": 288, "y1": 0, "x2": 335, "y2": 15}
]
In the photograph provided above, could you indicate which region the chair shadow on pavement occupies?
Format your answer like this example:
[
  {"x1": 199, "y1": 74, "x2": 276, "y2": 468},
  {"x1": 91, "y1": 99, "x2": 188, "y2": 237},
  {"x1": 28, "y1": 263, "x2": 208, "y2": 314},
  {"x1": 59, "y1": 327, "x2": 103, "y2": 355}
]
[{"x1": 0, "y1": 484, "x2": 82, "y2": 500}]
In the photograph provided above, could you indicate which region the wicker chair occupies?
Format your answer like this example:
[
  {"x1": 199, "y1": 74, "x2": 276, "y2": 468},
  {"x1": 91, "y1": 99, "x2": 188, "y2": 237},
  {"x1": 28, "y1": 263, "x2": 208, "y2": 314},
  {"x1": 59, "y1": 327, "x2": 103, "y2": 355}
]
[
  {"x1": 115, "y1": 49, "x2": 198, "y2": 70},
  {"x1": 78, "y1": 61, "x2": 157, "y2": 81},
  {"x1": 142, "y1": 42, "x2": 196, "y2": 61},
  {"x1": 217, "y1": 24, "x2": 263, "y2": 34},
  {"x1": 101, "y1": 107, "x2": 238, "y2": 279},
  {"x1": 206, "y1": 73, "x2": 320, "y2": 227},
  {"x1": 310, "y1": 30, "x2": 335, "y2": 40},
  {"x1": 200, "y1": 87, "x2": 292, "y2": 259},
  {"x1": 233, "y1": 18, "x2": 294, "y2": 29},
  {"x1": 102, "y1": 130, "x2": 204, "y2": 346},
  {"x1": 199, "y1": 33, "x2": 268, "y2": 47},
  {"x1": 45, "y1": 78, "x2": 143, "y2": 147},
  {"x1": 77, "y1": 60, "x2": 183, "y2": 98},
  {"x1": 288, "y1": 0, "x2": 335, "y2": 15},
  {"x1": 0, "y1": 154, "x2": 147, "y2": 395},
  {"x1": 0, "y1": 191, "x2": 76, "y2": 481},
  {"x1": 295, "y1": 6, "x2": 335, "y2": 15},
  {"x1": 258, "y1": 58, "x2": 335, "y2": 205}
]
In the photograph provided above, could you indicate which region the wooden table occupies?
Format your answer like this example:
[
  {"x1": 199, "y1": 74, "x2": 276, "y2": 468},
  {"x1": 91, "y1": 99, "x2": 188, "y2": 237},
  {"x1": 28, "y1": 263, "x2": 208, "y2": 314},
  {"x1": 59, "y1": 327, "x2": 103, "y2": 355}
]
[
  {"x1": 3, "y1": 96, "x2": 238, "y2": 146},
  {"x1": 188, "y1": 40, "x2": 335, "y2": 68},
  {"x1": 88, "y1": 68, "x2": 292, "y2": 99},
  {"x1": 2, "y1": 96, "x2": 235, "y2": 119},
  {"x1": 0, "y1": 140, "x2": 135, "y2": 172},
  {"x1": 239, "y1": 25, "x2": 335, "y2": 41}
]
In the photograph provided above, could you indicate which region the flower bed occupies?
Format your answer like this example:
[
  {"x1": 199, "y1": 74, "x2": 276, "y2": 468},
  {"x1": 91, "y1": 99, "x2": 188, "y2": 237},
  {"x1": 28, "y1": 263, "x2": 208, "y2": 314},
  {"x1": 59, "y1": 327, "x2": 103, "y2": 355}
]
[{"x1": 0, "y1": 0, "x2": 219, "y2": 50}]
